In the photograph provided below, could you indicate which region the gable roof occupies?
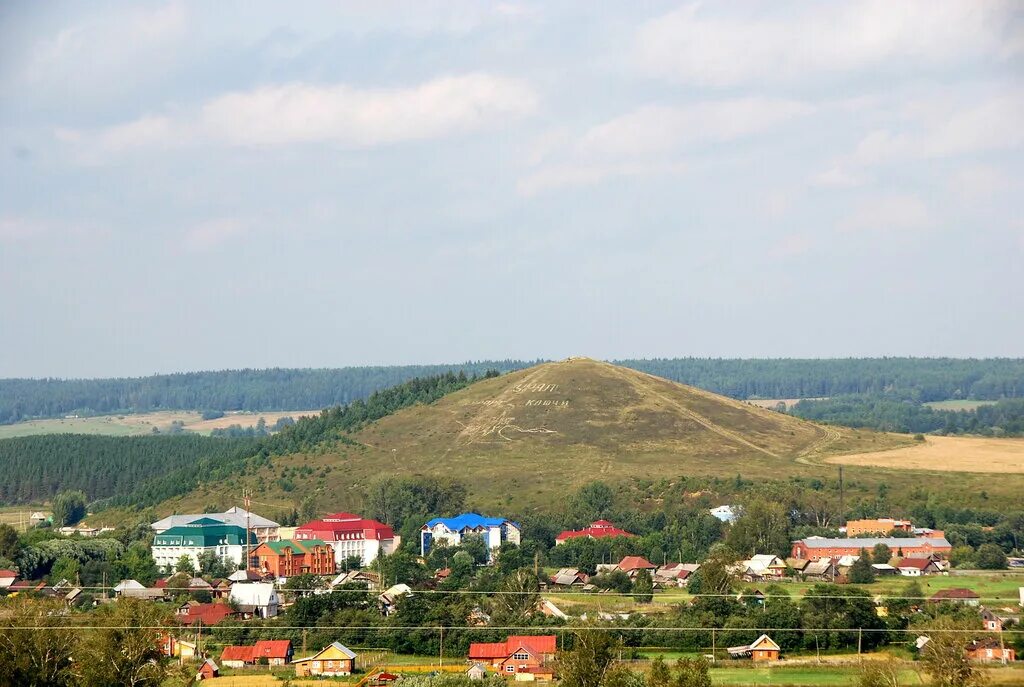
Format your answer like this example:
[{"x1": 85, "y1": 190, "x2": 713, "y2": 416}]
[
  {"x1": 555, "y1": 521, "x2": 634, "y2": 542},
  {"x1": 221, "y1": 646, "x2": 255, "y2": 662},
  {"x1": 896, "y1": 558, "x2": 935, "y2": 570},
  {"x1": 750, "y1": 634, "x2": 781, "y2": 651},
  {"x1": 296, "y1": 513, "x2": 394, "y2": 541},
  {"x1": 253, "y1": 639, "x2": 292, "y2": 659},
  {"x1": 177, "y1": 603, "x2": 235, "y2": 626},
  {"x1": 152, "y1": 508, "x2": 279, "y2": 532},
  {"x1": 316, "y1": 641, "x2": 357, "y2": 660},
  {"x1": 930, "y1": 588, "x2": 980, "y2": 600},
  {"x1": 618, "y1": 556, "x2": 655, "y2": 572},
  {"x1": 260, "y1": 539, "x2": 329, "y2": 555},
  {"x1": 469, "y1": 635, "x2": 557, "y2": 660},
  {"x1": 229, "y1": 582, "x2": 278, "y2": 607}
]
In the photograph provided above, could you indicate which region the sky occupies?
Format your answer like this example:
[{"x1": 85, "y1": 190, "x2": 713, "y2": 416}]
[{"x1": 1, "y1": 1, "x2": 1022, "y2": 378}]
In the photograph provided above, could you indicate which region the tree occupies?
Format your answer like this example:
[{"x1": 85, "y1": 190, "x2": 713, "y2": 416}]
[
  {"x1": 687, "y1": 546, "x2": 738, "y2": 596},
  {"x1": 175, "y1": 554, "x2": 195, "y2": 575},
  {"x1": 460, "y1": 534, "x2": 490, "y2": 565},
  {"x1": 570, "y1": 481, "x2": 615, "y2": 522},
  {"x1": 726, "y1": 499, "x2": 791, "y2": 557},
  {"x1": 917, "y1": 616, "x2": 987, "y2": 687},
  {"x1": 283, "y1": 573, "x2": 326, "y2": 599},
  {"x1": 648, "y1": 656, "x2": 671, "y2": 687},
  {"x1": 632, "y1": 568, "x2": 654, "y2": 603},
  {"x1": 493, "y1": 569, "x2": 541, "y2": 622},
  {"x1": 299, "y1": 495, "x2": 318, "y2": 522},
  {"x1": 74, "y1": 598, "x2": 171, "y2": 687},
  {"x1": 557, "y1": 627, "x2": 620, "y2": 687},
  {"x1": 672, "y1": 657, "x2": 712, "y2": 687},
  {"x1": 848, "y1": 550, "x2": 876, "y2": 584},
  {"x1": 0, "y1": 596, "x2": 77, "y2": 687},
  {"x1": 197, "y1": 549, "x2": 231, "y2": 578},
  {"x1": 51, "y1": 490, "x2": 87, "y2": 527},
  {"x1": 48, "y1": 556, "x2": 80, "y2": 585},
  {"x1": 0, "y1": 524, "x2": 20, "y2": 560},
  {"x1": 872, "y1": 543, "x2": 892, "y2": 564},
  {"x1": 975, "y1": 543, "x2": 1007, "y2": 570}
]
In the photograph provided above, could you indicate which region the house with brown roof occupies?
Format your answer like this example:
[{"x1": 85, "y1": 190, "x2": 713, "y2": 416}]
[
  {"x1": 468, "y1": 636, "x2": 557, "y2": 675},
  {"x1": 550, "y1": 568, "x2": 589, "y2": 587},
  {"x1": 616, "y1": 556, "x2": 656, "y2": 580},
  {"x1": 896, "y1": 558, "x2": 939, "y2": 577},
  {"x1": 930, "y1": 588, "x2": 981, "y2": 606},
  {"x1": 980, "y1": 608, "x2": 1003, "y2": 632},
  {"x1": 176, "y1": 602, "x2": 238, "y2": 626},
  {"x1": 966, "y1": 638, "x2": 1015, "y2": 662},
  {"x1": 727, "y1": 634, "x2": 781, "y2": 661}
]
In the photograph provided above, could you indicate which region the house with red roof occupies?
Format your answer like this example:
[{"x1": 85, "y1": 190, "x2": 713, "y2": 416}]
[
  {"x1": 930, "y1": 588, "x2": 981, "y2": 606},
  {"x1": 555, "y1": 520, "x2": 634, "y2": 544},
  {"x1": 176, "y1": 602, "x2": 238, "y2": 626},
  {"x1": 617, "y1": 556, "x2": 656, "y2": 579},
  {"x1": 253, "y1": 639, "x2": 293, "y2": 666},
  {"x1": 468, "y1": 636, "x2": 557, "y2": 675},
  {"x1": 0, "y1": 569, "x2": 17, "y2": 589},
  {"x1": 220, "y1": 645, "x2": 255, "y2": 668},
  {"x1": 966, "y1": 638, "x2": 1016, "y2": 662},
  {"x1": 295, "y1": 512, "x2": 397, "y2": 566},
  {"x1": 896, "y1": 558, "x2": 939, "y2": 577}
]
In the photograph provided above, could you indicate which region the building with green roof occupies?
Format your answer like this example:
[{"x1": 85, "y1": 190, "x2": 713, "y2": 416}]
[{"x1": 151, "y1": 520, "x2": 257, "y2": 572}]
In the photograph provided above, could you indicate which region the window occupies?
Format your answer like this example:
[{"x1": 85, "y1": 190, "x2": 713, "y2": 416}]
[
  {"x1": 513, "y1": 652, "x2": 530, "y2": 660},
  {"x1": 506, "y1": 666, "x2": 514, "y2": 673}
]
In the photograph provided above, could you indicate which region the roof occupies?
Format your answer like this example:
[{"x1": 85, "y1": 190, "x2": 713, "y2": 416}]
[
  {"x1": 796, "y1": 537, "x2": 951, "y2": 549},
  {"x1": 424, "y1": 512, "x2": 518, "y2": 531},
  {"x1": 555, "y1": 521, "x2": 634, "y2": 542},
  {"x1": 178, "y1": 603, "x2": 235, "y2": 626},
  {"x1": 221, "y1": 646, "x2": 255, "y2": 662},
  {"x1": 151, "y1": 508, "x2": 279, "y2": 532},
  {"x1": 113, "y1": 579, "x2": 146, "y2": 591},
  {"x1": 469, "y1": 635, "x2": 557, "y2": 659},
  {"x1": 618, "y1": 556, "x2": 656, "y2": 572},
  {"x1": 260, "y1": 538, "x2": 329, "y2": 555},
  {"x1": 153, "y1": 523, "x2": 256, "y2": 548},
  {"x1": 897, "y1": 558, "x2": 935, "y2": 570},
  {"x1": 253, "y1": 640, "x2": 291, "y2": 659},
  {"x1": 0, "y1": 569, "x2": 16, "y2": 578},
  {"x1": 296, "y1": 512, "x2": 394, "y2": 541},
  {"x1": 930, "y1": 588, "x2": 980, "y2": 600},
  {"x1": 229, "y1": 582, "x2": 278, "y2": 607}
]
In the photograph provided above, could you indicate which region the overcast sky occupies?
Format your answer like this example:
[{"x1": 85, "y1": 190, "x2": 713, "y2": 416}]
[{"x1": 1, "y1": 1, "x2": 1022, "y2": 378}]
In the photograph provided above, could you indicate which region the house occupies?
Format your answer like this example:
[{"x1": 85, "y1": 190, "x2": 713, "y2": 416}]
[
  {"x1": 740, "y1": 555, "x2": 787, "y2": 581},
  {"x1": 791, "y1": 537, "x2": 951, "y2": 561},
  {"x1": 176, "y1": 603, "x2": 237, "y2": 627},
  {"x1": 228, "y1": 569, "x2": 262, "y2": 583},
  {"x1": 113, "y1": 579, "x2": 146, "y2": 596},
  {"x1": 468, "y1": 635, "x2": 557, "y2": 675},
  {"x1": 152, "y1": 507, "x2": 279, "y2": 543},
  {"x1": 229, "y1": 582, "x2": 280, "y2": 619},
  {"x1": 802, "y1": 558, "x2": 839, "y2": 581},
  {"x1": 538, "y1": 600, "x2": 569, "y2": 620},
  {"x1": 930, "y1": 588, "x2": 981, "y2": 606},
  {"x1": 30, "y1": 511, "x2": 49, "y2": 526},
  {"x1": 844, "y1": 518, "x2": 913, "y2": 537},
  {"x1": 655, "y1": 563, "x2": 698, "y2": 587},
  {"x1": 555, "y1": 520, "x2": 634, "y2": 544},
  {"x1": 726, "y1": 634, "x2": 781, "y2": 661},
  {"x1": 896, "y1": 558, "x2": 939, "y2": 577},
  {"x1": 0, "y1": 569, "x2": 16, "y2": 589},
  {"x1": 710, "y1": 506, "x2": 737, "y2": 523},
  {"x1": 293, "y1": 642, "x2": 358, "y2": 676},
  {"x1": 980, "y1": 608, "x2": 1003, "y2": 632},
  {"x1": 514, "y1": 666, "x2": 556, "y2": 681},
  {"x1": 617, "y1": 556, "x2": 656, "y2": 579},
  {"x1": 295, "y1": 512, "x2": 398, "y2": 567},
  {"x1": 468, "y1": 606, "x2": 492, "y2": 626},
  {"x1": 250, "y1": 539, "x2": 336, "y2": 578},
  {"x1": 965, "y1": 638, "x2": 1015, "y2": 662},
  {"x1": 252, "y1": 639, "x2": 293, "y2": 666},
  {"x1": 150, "y1": 518, "x2": 257, "y2": 572},
  {"x1": 871, "y1": 563, "x2": 899, "y2": 576},
  {"x1": 196, "y1": 658, "x2": 219, "y2": 681},
  {"x1": 378, "y1": 583, "x2": 412, "y2": 615},
  {"x1": 330, "y1": 569, "x2": 380, "y2": 589},
  {"x1": 421, "y1": 513, "x2": 521, "y2": 560},
  {"x1": 785, "y1": 558, "x2": 809, "y2": 574},
  {"x1": 159, "y1": 633, "x2": 197, "y2": 659},
  {"x1": 220, "y1": 645, "x2": 255, "y2": 668},
  {"x1": 467, "y1": 663, "x2": 490, "y2": 680},
  {"x1": 550, "y1": 568, "x2": 589, "y2": 587}
]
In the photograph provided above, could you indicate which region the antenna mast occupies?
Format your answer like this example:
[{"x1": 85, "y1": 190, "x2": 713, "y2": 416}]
[{"x1": 244, "y1": 489, "x2": 253, "y2": 572}]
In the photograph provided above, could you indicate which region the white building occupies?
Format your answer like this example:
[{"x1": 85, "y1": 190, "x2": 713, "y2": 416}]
[
  {"x1": 229, "y1": 582, "x2": 280, "y2": 619},
  {"x1": 151, "y1": 507, "x2": 279, "y2": 543},
  {"x1": 420, "y1": 513, "x2": 520, "y2": 560},
  {"x1": 150, "y1": 518, "x2": 256, "y2": 572}
]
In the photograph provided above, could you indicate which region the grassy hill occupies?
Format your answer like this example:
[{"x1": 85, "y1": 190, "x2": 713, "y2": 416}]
[{"x1": 161, "y1": 358, "x2": 928, "y2": 514}]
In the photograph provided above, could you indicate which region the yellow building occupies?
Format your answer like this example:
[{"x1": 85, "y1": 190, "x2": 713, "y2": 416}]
[{"x1": 292, "y1": 642, "x2": 357, "y2": 677}]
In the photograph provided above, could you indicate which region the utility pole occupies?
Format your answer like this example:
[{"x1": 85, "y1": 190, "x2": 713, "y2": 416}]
[
  {"x1": 838, "y1": 466, "x2": 845, "y2": 525},
  {"x1": 244, "y1": 489, "x2": 253, "y2": 571},
  {"x1": 439, "y1": 625, "x2": 444, "y2": 668}
]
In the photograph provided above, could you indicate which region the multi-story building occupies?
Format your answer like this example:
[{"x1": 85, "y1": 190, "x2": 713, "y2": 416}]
[
  {"x1": 791, "y1": 536, "x2": 951, "y2": 561},
  {"x1": 151, "y1": 517, "x2": 257, "y2": 572},
  {"x1": 250, "y1": 539, "x2": 336, "y2": 578},
  {"x1": 555, "y1": 520, "x2": 633, "y2": 544},
  {"x1": 420, "y1": 513, "x2": 520, "y2": 559},
  {"x1": 151, "y1": 507, "x2": 279, "y2": 543},
  {"x1": 844, "y1": 518, "x2": 913, "y2": 537},
  {"x1": 295, "y1": 512, "x2": 397, "y2": 566}
]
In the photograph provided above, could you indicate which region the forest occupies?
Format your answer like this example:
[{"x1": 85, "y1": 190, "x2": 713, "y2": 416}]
[
  {"x1": 0, "y1": 371, "x2": 491, "y2": 507},
  {"x1": 3, "y1": 357, "x2": 1022, "y2": 424},
  {"x1": 790, "y1": 396, "x2": 1024, "y2": 436}
]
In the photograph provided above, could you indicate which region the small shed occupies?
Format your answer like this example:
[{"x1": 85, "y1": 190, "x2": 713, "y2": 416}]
[{"x1": 197, "y1": 658, "x2": 219, "y2": 680}]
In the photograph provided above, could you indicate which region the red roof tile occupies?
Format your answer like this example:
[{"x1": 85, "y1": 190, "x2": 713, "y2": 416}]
[{"x1": 253, "y1": 640, "x2": 291, "y2": 659}]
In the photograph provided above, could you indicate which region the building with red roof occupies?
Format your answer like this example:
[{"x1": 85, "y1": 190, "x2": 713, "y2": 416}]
[
  {"x1": 555, "y1": 520, "x2": 634, "y2": 544},
  {"x1": 468, "y1": 635, "x2": 557, "y2": 675},
  {"x1": 0, "y1": 569, "x2": 17, "y2": 590},
  {"x1": 253, "y1": 639, "x2": 293, "y2": 666},
  {"x1": 295, "y1": 512, "x2": 397, "y2": 566},
  {"x1": 220, "y1": 645, "x2": 255, "y2": 668},
  {"x1": 930, "y1": 588, "x2": 981, "y2": 606},
  {"x1": 617, "y1": 556, "x2": 656, "y2": 578},
  {"x1": 176, "y1": 602, "x2": 237, "y2": 626}
]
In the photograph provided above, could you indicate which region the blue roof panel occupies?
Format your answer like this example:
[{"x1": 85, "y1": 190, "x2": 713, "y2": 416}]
[{"x1": 424, "y1": 512, "x2": 517, "y2": 530}]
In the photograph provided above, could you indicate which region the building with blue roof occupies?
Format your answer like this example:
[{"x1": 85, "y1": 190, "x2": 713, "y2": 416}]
[{"x1": 420, "y1": 512, "x2": 520, "y2": 560}]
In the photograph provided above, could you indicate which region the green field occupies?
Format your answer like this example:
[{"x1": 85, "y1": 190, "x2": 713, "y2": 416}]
[
  {"x1": 0, "y1": 410, "x2": 316, "y2": 440},
  {"x1": 922, "y1": 400, "x2": 997, "y2": 411}
]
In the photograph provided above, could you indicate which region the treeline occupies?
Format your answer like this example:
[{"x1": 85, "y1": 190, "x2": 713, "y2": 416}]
[
  {"x1": 790, "y1": 396, "x2": 1024, "y2": 436},
  {"x1": 0, "y1": 361, "x2": 532, "y2": 423},
  {"x1": 618, "y1": 357, "x2": 1024, "y2": 401},
  {"x1": 6, "y1": 358, "x2": 1024, "y2": 425},
  {"x1": 0, "y1": 435, "x2": 255, "y2": 504}
]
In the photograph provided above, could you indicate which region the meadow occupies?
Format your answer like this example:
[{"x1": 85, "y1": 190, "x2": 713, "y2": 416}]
[
  {"x1": 825, "y1": 435, "x2": 1024, "y2": 474},
  {"x1": 0, "y1": 410, "x2": 318, "y2": 439}
]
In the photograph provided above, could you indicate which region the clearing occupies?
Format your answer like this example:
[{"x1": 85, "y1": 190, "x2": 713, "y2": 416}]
[
  {"x1": 923, "y1": 400, "x2": 997, "y2": 411},
  {"x1": 0, "y1": 410, "x2": 320, "y2": 439},
  {"x1": 825, "y1": 435, "x2": 1024, "y2": 474}
]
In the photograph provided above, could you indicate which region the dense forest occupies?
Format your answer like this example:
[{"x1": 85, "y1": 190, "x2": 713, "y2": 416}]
[
  {"x1": 0, "y1": 435, "x2": 255, "y2": 504},
  {"x1": 790, "y1": 396, "x2": 1024, "y2": 436},
  {"x1": 0, "y1": 371, "x2": 491, "y2": 508},
  {"x1": 4, "y1": 358, "x2": 1023, "y2": 425},
  {"x1": 0, "y1": 361, "x2": 532, "y2": 423}
]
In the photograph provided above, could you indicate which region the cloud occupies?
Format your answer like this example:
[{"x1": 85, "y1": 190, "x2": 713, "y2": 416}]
[
  {"x1": 840, "y1": 194, "x2": 931, "y2": 233},
  {"x1": 811, "y1": 167, "x2": 865, "y2": 189},
  {"x1": 0, "y1": 216, "x2": 47, "y2": 242},
  {"x1": 519, "y1": 97, "x2": 812, "y2": 194},
  {"x1": 182, "y1": 218, "x2": 246, "y2": 252},
  {"x1": 637, "y1": 1, "x2": 1020, "y2": 87},
  {"x1": 768, "y1": 233, "x2": 813, "y2": 259},
  {"x1": 948, "y1": 164, "x2": 1014, "y2": 202},
  {"x1": 57, "y1": 73, "x2": 537, "y2": 155}
]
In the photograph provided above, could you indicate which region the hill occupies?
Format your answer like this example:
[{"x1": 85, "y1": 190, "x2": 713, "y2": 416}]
[{"x1": 165, "y1": 359, "x2": 918, "y2": 514}]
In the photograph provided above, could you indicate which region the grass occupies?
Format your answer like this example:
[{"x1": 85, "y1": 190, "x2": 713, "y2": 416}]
[
  {"x1": 923, "y1": 400, "x2": 997, "y2": 411},
  {"x1": 0, "y1": 410, "x2": 318, "y2": 439},
  {"x1": 824, "y1": 435, "x2": 1024, "y2": 474}
]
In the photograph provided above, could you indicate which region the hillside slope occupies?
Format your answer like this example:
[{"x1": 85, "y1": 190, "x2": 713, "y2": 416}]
[{"x1": 163, "y1": 359, "x2": 911, "y2": 514}]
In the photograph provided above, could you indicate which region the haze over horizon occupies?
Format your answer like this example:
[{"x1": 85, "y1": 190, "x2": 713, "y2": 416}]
[{"x1": 2, "y1": 2, "x2": 1022, "y2": 378}]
